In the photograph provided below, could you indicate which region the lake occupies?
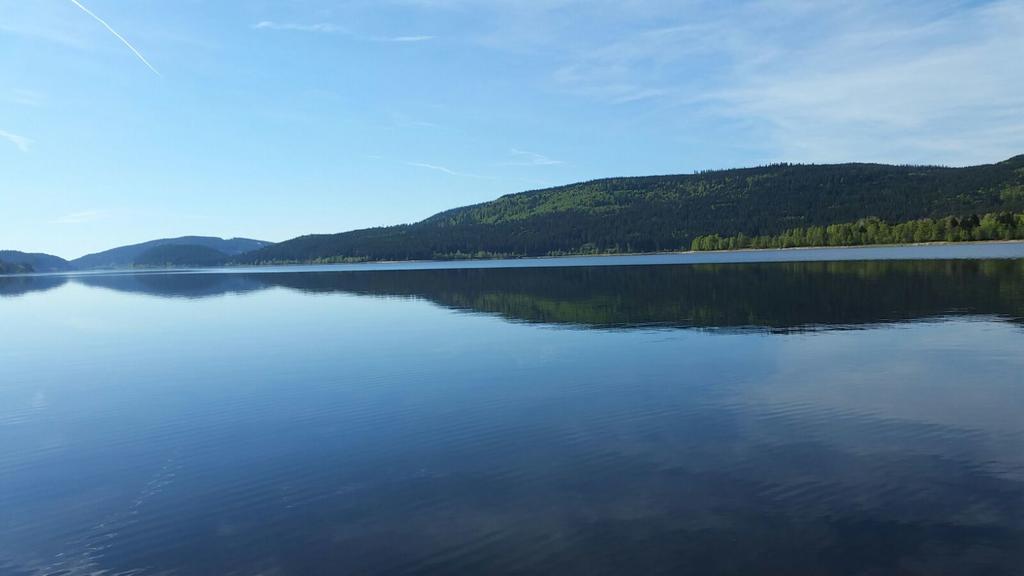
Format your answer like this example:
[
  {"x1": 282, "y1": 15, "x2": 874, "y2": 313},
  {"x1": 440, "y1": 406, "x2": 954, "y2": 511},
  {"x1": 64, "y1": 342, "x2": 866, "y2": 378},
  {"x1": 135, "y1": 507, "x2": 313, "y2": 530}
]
[{"x1": 2, "y1": 247, "x2": 1023, "y2": 575}]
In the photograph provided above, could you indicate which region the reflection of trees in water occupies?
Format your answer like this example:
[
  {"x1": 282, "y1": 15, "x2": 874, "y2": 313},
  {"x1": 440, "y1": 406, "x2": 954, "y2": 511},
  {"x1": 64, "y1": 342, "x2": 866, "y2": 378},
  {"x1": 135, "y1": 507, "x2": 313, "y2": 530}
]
[
  {"x1": 77, "y1": 272, "x2": 265, "y2": 299},
  {"x1": 0, "y1": 275, "x2": 68, "y2": 297},
  {"x1": 5, "y1": 260, "x2": 1022, "y2": 331},
  {"x1": 255, "y1": 260, "x2": 1024, "y2": 331}
]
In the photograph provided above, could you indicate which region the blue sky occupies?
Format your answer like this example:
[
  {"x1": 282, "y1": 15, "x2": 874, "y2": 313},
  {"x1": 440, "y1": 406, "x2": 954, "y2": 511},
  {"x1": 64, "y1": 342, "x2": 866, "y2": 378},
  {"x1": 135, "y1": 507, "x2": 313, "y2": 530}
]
[{"x1": 2, "y1": 0, "x2": 1022, "y2": 258}]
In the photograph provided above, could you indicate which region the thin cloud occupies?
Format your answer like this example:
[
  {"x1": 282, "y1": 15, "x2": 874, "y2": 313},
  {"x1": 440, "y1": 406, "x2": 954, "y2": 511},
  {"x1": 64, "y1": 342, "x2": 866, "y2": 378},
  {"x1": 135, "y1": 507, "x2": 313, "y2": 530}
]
[
  {"x1": 380, "y1": 35, "x2": 435, "y2": 43},
  {"x1": 693, "y1": 0, "x2": 1024, "y2": 164},
  {"x1": 505, "y1": 148, "x2": 564, "y2": 166},
  {"x1": 536, "y1": 0, "x2": 1024, "y2": 165},
  {"x1": 253, "y1": 21, "x2": 434, "y2": 43},
  {"x1": 8, "y1": 90, "x2": 45, "y2": 107},
  {"x1": 389, "y1": 112, "x2": 443, "y2": 130},
  {"x1": 253, "y1": 21, "x2": 345, "y2": 33},
  {"x1": 406, "y1": 162, "x2": 489, "y2": 178},
  {"x1": 51, "y1": 210, "x2": 106, "y2": 225},
  {"x1": 66, "y1": 0, "x2": 160, "y2": 76},
  {"x1": 0, "y1": 130, "x2": 32, "y2": 152},
  {"x1": 611, "y1": 87, "x2": 669, "y2": 104}
]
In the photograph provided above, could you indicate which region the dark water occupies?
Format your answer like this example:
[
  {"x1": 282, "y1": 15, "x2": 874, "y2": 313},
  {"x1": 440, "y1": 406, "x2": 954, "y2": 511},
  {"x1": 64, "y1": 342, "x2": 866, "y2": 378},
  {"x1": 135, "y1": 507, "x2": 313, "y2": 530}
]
[{"x1": 2, "y1": 255, "x2": 1023, "y2": 575}]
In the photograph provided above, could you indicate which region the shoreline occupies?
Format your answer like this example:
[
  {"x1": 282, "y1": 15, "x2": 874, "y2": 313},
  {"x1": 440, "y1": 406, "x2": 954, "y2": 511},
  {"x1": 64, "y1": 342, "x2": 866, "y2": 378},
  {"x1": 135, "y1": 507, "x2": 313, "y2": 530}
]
[
  {"x1": 2, "y1": 236, "x2": 1015, "y2": 274},
  {"x1": 5, "y1": 239, "x2": 1024, "y2": 278},
  {"x1": 234, "y1": 238, "x2": 1024, "y2": 267},
  {"x1": 670, "y1": 238, "x2": 1024, "y2": 257}
]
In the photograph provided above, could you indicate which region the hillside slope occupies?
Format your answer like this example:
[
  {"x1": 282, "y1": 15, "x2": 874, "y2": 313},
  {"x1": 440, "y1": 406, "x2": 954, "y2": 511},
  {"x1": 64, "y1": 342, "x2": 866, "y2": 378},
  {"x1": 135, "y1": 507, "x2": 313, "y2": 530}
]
[
  {"x1": 74, "y1": 236, "x2": 271, "y2": 269},
  {"x1": 238, "y1": 155, "x2": 1024, "y2": 263},
  {"x1": 132, "y1": 244, "x2": 230, "y2": 268},
  {"x1": 0, "y1": 260, "x2": 34, "y2": 274},
  {"x1": 0, "y1": 251, "x2": 75, "y2": 273}
]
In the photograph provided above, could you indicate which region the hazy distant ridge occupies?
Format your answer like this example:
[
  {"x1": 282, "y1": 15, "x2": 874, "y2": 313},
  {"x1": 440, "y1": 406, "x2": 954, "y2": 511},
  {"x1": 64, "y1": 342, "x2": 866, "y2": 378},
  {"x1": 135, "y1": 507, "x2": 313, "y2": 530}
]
[{"x1": 72, "y1": 236, "x2": 271, "y2": 269}]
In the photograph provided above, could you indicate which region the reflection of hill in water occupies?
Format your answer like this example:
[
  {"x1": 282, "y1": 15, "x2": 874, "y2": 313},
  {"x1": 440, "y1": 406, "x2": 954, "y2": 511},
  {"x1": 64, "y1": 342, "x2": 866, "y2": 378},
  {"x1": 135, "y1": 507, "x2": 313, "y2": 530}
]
[
  {"x1": 4, "y1": 260, "x2": 1023, "y2": 331},
  {"x1": 0, "y1": 273, "x2": 263, "y2": 299},
  {"x1": 0, "y1": 275, "x2": 68, "y2": 297},
  {"x1": 77, "y1": 272, "x2": 266, "y2": 299},
  {"x1": 259, "y1": 260, "x2": 1024, "y2": 331}
]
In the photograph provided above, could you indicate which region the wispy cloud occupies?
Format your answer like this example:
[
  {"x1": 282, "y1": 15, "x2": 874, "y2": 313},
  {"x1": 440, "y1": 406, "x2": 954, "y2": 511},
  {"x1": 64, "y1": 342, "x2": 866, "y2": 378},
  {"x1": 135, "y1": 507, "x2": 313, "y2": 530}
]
[
  {"x1": 381, "y1": 35, "x2": 435, "y2": 43},
  {"x1": 253, "y1": 21, "x2": 346, "y2": 34},
  {"x1": 253, "y1": 21, "x2": 435, "y2": 43},
  {"x1": 389, "y1": 112, "x2": 442, "y2": 129},
  {"x1": 51, "y1": 210, "x2": 106, "y2": 224},
  {"x1": 504, "y1": 148, "x2": 564, "y2": 166},
  {"x1": 406, "y1": 161, "x2": 488, "y2": 178},
  {"x1": 394, "y1": 0, "x2": 1020, "y2": 164},
  {"x1": 530, "y1": 0, "x2": 1024, "y2": 164},
  {"x1": 7, "y1": 90, "x2": 45, "y2": 107},
  {"x1": 0, "y1": 130, "x2": 32, "y2": 152},
  {"x1": 66, "y1": 0, "x2": 160, "y2": 76},
  {"x1": 693, "y1": 0, "x2": 1024, "y2": 164}
]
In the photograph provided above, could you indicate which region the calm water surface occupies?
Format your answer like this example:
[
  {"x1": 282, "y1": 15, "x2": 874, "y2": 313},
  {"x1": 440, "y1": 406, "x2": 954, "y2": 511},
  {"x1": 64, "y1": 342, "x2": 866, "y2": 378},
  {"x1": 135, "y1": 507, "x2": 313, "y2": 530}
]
[{"x1": 2, "y1": 251, "x2": 1023, "y2": 575}]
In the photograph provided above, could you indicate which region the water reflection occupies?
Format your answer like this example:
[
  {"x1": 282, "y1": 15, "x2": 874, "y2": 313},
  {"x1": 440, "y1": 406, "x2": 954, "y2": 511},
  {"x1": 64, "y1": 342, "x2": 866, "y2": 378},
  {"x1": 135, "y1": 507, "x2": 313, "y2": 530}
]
[
  {"x1": 0, "y1": 274, "x2": 68, "y2": 297},
  {"x1": 6, "y1": 259, "x2": 1023, "y2": 331},
  {"x1": 1, "y1": 259, "x2": 1022, "y2": 575}
]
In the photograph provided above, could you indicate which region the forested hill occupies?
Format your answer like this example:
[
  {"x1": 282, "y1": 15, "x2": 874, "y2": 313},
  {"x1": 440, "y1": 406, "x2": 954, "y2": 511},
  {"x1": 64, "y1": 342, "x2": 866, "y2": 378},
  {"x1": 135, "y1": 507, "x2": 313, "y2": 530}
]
[
  {"x1": 0, "y1": 251, "x2": 74, "y2": 273},
  {"x1": 131, "y1": 244, "x2": 233, "y2": 268},
  {"x1": 0, "y1": 260, "x2": 34, "y2": 274},
  {"x1": 238, "y1": 155, "x2": 1024, "y2": 263}
]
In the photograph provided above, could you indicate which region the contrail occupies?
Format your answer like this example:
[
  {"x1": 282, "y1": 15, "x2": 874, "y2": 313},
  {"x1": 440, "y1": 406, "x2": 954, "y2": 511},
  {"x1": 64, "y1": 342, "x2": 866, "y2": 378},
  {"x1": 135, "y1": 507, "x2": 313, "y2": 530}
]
[{"x1": 67, "y1": 0, "x2": 161, "y2": 76}]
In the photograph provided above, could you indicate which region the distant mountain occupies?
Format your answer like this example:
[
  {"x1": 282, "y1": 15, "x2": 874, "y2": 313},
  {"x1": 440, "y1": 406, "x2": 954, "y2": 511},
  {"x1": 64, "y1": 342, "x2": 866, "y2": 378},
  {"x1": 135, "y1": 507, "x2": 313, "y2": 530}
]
[
  {"x1": 0, "y1": 251, "x2": 75, "y2": 273},
  {"x1": 73, "y1": 236, "x2": 271, "y2": 269},
  {"x1": 133, "y1": 244, "x2": 230, "y2": 268},
  {"x1": 237, "y1": 155, "x2": 1024, "y2": 263}
]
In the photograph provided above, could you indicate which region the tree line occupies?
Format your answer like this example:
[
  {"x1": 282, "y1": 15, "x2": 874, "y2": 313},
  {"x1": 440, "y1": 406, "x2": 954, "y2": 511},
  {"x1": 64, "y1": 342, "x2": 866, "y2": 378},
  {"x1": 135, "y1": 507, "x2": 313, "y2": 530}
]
[{"x1": 691, "y1": 212, "x2": 1024, "y2": 251}]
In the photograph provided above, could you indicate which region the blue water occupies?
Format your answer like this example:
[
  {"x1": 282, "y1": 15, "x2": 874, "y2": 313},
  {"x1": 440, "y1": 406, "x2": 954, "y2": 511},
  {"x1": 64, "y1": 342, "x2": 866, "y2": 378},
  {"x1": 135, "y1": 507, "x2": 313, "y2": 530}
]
[{"x1": 1, "y1": 253, "x2": 1022, "y2": 575}]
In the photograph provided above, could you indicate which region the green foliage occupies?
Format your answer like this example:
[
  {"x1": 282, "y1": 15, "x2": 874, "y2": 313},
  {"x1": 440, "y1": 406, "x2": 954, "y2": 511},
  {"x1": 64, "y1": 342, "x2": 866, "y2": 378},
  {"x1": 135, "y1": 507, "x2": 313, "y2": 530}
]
[
  {"x1": 691, "y1": 211, "x2": 1024, "y2": 251},
  {"x1": 238, "y1": 155, "x2": 1024, "y2": 263},
  {"x1": 1001, "y1": 185, "x2": 1024, "y2": 202}
]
